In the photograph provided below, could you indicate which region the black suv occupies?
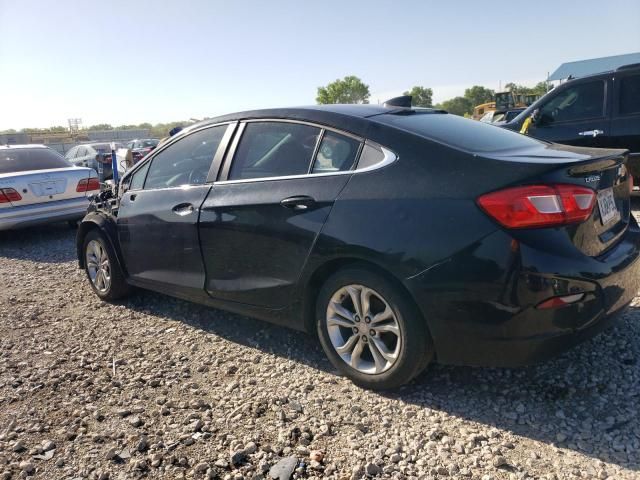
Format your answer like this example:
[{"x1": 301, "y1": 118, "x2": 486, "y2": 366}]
[{"x1": 503, "y1": 64, "x2": 640, "y2": 166}]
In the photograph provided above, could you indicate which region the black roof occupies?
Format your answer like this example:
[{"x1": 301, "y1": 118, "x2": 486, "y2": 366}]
[{"x1": 182, "y1": 104, "x2": 434, "y2": 139}]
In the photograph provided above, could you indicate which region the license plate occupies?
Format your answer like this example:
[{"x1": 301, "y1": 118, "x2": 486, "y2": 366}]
[{"x1": 597, "y1": 187, "x2": 619, "y2": 225}]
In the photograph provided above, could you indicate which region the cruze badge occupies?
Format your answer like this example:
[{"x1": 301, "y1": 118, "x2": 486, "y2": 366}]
[{"x1": 585, "y1": 175, "x2": 600, "y2": 183}]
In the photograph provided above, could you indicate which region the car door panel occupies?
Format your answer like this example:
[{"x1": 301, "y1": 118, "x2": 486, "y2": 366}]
[
  {"x1": 199, "y1": 175, "x2": 351, "y2": 308},
  {"x1": 611, "y1": 73, "x2": 640, "y2": 154},
  {"x1": 118, "y1": 185, "x2": 212, "y2": 297},
  {"x1": 527, "y1": 79, "x2": 611, "y2": 148}
]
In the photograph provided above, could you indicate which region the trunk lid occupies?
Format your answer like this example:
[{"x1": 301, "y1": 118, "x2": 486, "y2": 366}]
[
  {"x1": 487, "y1": 144, "x2": 631, "y2": 257},
  {"x1": 0, "y1": 167, "x2": 98, "y2": 207}
]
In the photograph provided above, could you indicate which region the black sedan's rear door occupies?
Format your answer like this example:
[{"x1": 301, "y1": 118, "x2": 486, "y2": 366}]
[{"x1": 199, "y1": 121, "x2": 361, "y2": 309}]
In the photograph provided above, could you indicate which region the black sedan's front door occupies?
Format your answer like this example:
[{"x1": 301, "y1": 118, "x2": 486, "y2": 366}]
[
  {"x1": 198, "y1": 120, "x2": 361, "y2": 309},
  {"x1": 117, "y1": 124, "x2": 232, "y2": 298},
  {"x1": 527, "y1": 79, "x2": 611, "y2": 148}
]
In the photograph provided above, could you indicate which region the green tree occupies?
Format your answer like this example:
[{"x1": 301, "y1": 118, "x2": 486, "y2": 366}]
[
  {"x1": 531, "y1": 81, "x2": 549, "y2": 95},
  {"x1": 436, "y1": 96, "x2": 473, "y2": 116},
  {"x1": 88, "y1": 123, "x2": 113, "y2": 131},
  {"x1": 464, "y1": 85, "x2": 495, "y2": 107},
  {"x1": 316, "y1": 76, "x2": 370, "y2": 104},
  {"x1": 503, "y1": 81, "x2": 549, "y2": 97},
  {"x1": 403, "y1": 86, "x2": 433, "y2": 107},
  {"x1": 49, "y1": 126, "x2": 67, "y2": 133},
  {"x1": 137, "y1": 122, "x2": 153, "y2": 129}
]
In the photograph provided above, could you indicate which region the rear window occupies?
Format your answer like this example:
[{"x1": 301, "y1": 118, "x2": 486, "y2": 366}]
[
  {"x1": 91, "y1": 143, "x2": 123, "y2": 153},
  {"x1": 0, "y1": 148, "x2": 71, "y2": 174},
  {"x1": 139, "y1": 139, "x2": 159, "y2": 148},
  {"x1": 374, "y1": 112, "x2": 544, "y2": 153}
]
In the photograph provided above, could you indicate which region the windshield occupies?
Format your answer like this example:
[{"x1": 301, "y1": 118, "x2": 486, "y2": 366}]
[
  {"x1": 374, "y1": 112, "x2": 544, "y2": 153},
  {"x1": 0, "y1": 148, "x2": 72, "y2": 174}
]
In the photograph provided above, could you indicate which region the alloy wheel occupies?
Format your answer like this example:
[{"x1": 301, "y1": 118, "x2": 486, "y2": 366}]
[
  {"x1": 326, "y1": 284, "x2": 402, "y2": 374},
  {"x1": 86, "y1": 239, "x2": 111, "y2": 293}
]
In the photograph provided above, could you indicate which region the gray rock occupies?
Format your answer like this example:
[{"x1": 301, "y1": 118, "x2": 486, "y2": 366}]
[
  {"x1": 365, "y1": 462, "x2": 381, "y2": 476},
  {"x1": 19, "y1": 461, "x2": 34, "y2": 474},
  {"x1": 12, "y1": 440, "x2": 26, "y2": 452},
  {"x1": 492, "y1": 456, "x2": 508, "y2": 468},
  {"x1": 230, "y1": 449, "x2": 247, "y2": 466},
  {"x1": 129, "y1": 416, "x2": 143, "y2": 427},
  {"x1": 268, "y1": 456, "x2": 298, "y2": 480},
  {"x1": 41, "y1": 440, "x2": 55, "y2": 452}
]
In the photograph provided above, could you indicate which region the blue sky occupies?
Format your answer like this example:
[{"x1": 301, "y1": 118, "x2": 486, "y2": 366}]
[{"x1": 1, "y1": 0, "x2": 639, "y2": 130}]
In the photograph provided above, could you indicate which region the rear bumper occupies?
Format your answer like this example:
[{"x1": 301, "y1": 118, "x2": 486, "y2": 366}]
[
  {"x1": 0, "y1": 197, "x2": 89, "y2": 231},
  {"x1": 408, "y1": 223, "x2": 640, "y2": 367}
]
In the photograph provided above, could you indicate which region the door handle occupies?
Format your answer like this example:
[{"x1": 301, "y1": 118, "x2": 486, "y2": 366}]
[
  {"x1": 280, "y1": 195, "x2": 316, "y2": 210},
  {"x1": 578, "y1": 129, "x2": 604, "y2": 137},
  {"x1": 172, "y1": 203, "x2": 195, "y2": 216},
  {"x1": 129, "y1": 193, "x2": 137, "y2": 201}
]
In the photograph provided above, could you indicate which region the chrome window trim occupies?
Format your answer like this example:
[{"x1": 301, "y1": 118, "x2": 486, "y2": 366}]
[
  {"x1": 214, "y1": 143, "x2": 397, "y2": 185},
  {"x1": 242, "y1": 118, "x2": 363, "y2": 142}
]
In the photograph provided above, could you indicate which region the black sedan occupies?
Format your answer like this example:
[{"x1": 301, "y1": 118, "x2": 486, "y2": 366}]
[{"x1": 76, "y1": 101, "x2": 640, "y2": 389}]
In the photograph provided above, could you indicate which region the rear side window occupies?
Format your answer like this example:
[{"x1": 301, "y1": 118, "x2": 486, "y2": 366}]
[
  {"x1": 374, "y1": 112, "x2": 543, "y2": 153},
  {"x1": 312, "y1": 131, "x2": 360, "y2": 173},
  {"x1": 229, "y1": 122, "x2": 321, "y2": 180},
  {"x1": 0, "y1": 148, "x2": 71, "y2": 174},
  {"x1": 538, "y1": 80, "x2": 605, "y2": 124},
  {"x1": 144, "y1": 125, "x2": 226, "y2": 189},
  {"x1": 619, "y1": 75, "x2": 640, "y2": 115}
]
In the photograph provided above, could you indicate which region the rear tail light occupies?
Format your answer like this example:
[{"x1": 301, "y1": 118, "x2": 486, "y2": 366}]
[
  {"x1": 0, "y1": 188, "x2": 22, "y2": 203},
  {"x1": 536, "y1": 293, "x2": 585, "y2": 309},
  {"x1": 477, "y1": 184, "x2": 596, "y2": 229},
  {"x1": 76, "y1": 178, "x2": 100, "y2": 192}
]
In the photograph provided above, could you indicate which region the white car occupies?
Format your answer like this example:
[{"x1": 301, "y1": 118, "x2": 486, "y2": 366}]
[{"x1": 0, "y1": 145, "x2": 99, "y2": 231}]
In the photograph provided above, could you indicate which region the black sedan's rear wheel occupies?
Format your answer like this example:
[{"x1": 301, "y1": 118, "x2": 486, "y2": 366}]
[
  {"x1": 83, "y1": 229, "x2": 131, "y2": 301},
  {"x1": 316, "y1": 266, "x2": 433, "y2": 390}
]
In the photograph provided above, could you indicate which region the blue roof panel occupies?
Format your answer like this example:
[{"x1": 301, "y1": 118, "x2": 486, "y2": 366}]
[{"x1": 548, "y1": 52, "x2": 640, "y2": 81}]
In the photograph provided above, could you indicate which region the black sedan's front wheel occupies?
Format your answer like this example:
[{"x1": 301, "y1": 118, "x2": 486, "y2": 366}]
[
  {"x1": 316, "y1": 266, "x2": 433, "y2": 390},
  {"x1": 83, "y1": 230, "x2": 131, "y2": 301}
]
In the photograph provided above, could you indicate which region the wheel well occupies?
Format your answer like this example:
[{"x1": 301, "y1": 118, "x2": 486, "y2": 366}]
[
  {"x1": 76, "y1": 220, "x2": 125, "y2": 275},
  {"x1": 76, "y1": 222, "x2": 100, "y2": 268},
  {"x1": 302, "y1": 258, "x2": 426, "y2": 336}
]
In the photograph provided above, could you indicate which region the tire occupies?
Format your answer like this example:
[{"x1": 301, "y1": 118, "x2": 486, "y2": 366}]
[
  {"x1": 82, "y1": 229, "x2": 131, "y2": 301},
  {"x1": 316, "y1": 266, "x2": 434, "y2": 390}
]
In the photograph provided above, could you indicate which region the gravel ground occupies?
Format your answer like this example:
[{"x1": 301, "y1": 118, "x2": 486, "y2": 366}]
[{"x1": 0, "y1": 217, "x2": 639, "y2": 480}]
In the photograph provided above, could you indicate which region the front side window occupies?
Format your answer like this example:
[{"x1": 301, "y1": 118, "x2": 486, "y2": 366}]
[
  {"x1": 311, "y1": 131, "x2": 360, "y2": 173},
  {"x1": 144, "y1": 125, "x2": 226, "y2": 189},
  {"x1": 229, "y1": 122, "x2": 321, "y2": 180},
  {"x1": 129, "y1": 161, "x2": 151, "y2": 190},
  {"x1": 538, "y1": 81, "x2": 605, "y2": 125},
  {"x1": 619, "y1": 75, "x2": 640, "y2": 115}
]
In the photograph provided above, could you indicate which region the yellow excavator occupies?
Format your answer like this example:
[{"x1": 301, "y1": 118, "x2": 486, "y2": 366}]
[{"x1": 472, "y1": 92, "x2": 542, "y2": 121}]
